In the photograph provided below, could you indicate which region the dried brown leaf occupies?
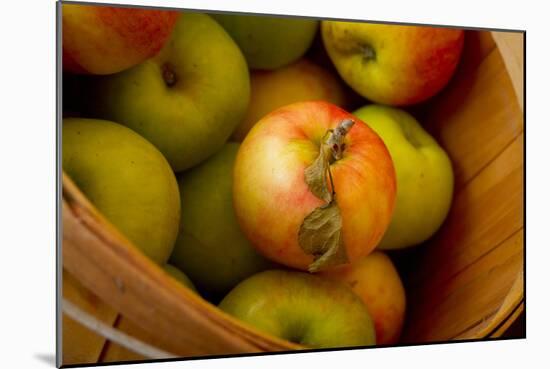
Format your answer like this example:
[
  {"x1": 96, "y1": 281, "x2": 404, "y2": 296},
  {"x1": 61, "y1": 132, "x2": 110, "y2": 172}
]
[
  {"x1": 298, "y1": 200, "x2": 348, "y2": 272},
  {"x1": 304, "y1": 148, "x2": 332, "y2": 203}
]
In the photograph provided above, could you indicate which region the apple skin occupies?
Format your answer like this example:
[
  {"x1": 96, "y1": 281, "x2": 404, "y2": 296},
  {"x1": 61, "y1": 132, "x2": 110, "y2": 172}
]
[
  {"x1": 62, "y1": 3, "x2": 179, "y2": 75},
  {"x1": 62, "y1": 118, "x2": 180, "y2": 264},
  {"x1": 164, "y1": 264, "x2": 197, "y2": 292},
  {"x1": 211, "y1": 13, "x2": 318, "y2": 70},
  {"x1": 320, "y1": 251, "x2": 406, "y2": 345},
  {"x1": 233, "y1": 101, "x2": 396, "y2": 271},
  {"x1": 219, "y1": 270, "x2": 376, "y2": 348},
  {"x1": 169, "y1": 143, "x2": 274, "y2": 301},
  {"x1": 353, "y1": 105, "x2": 454, "y2": 249},
  {"x1": 84, "y1": 13, "x2": 250, "y2": 172},
  {"x1": 231, "y1": 58, "x2": 348, "y2": 142},
  {"x1": 322, "y1": 21, "x2": 464, "y2": 106}
]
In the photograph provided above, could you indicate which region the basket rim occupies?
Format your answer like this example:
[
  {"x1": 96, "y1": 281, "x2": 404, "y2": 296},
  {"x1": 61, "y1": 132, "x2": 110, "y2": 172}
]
[{"x1": 62, "y1": 172, "x2": 304, "y2": 358}]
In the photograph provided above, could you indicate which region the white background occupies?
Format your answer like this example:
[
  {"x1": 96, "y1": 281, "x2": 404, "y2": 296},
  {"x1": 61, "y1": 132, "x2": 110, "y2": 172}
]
[{"x1": 0, "y1": 0, "x2": 546, "y2": 368}]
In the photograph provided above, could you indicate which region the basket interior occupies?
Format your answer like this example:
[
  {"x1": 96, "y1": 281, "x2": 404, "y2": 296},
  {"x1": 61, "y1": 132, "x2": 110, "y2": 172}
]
[{"x1": 398, "y1": 30, "x2": 524, "y2": 342}]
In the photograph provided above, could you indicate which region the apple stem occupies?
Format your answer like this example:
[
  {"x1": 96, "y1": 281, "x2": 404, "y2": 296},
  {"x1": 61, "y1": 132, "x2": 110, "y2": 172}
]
[
  {"x1": 326, "y1": 165, "x2": 336, "y2": 200},
  {"x1": 326, "y1": 119, "x2": 354, "y2": 162},
  {"x1": 162, "y1": 63, "x2": 178, "y2": 87},
  {"x1": 361, "y1": 44, "x2": 376, "y2": 61},
  {"x1": 304, "y1": 118, "x2": 355, "y2": 205},
  {"x1": 323, "y1": 119, "x2": 355, "y2": 199}
]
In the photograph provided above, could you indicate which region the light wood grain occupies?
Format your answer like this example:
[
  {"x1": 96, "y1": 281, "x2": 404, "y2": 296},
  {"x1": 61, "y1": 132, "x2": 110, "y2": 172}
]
[
  {"x1": 62, "y1": 270, "x2": 118, "y2": 366},
  {"x1": 489, "y1": 302, "x2": 524, "y2": 338},
  {"x1": 421, "y1": 33, "x2": 523, "y2": 189},
  {"x1": 492, "y1": 32, "x2": 524, "y2": 112},
  {"x1": 408, "y1": 132, "x2": 524, "y2": 291},
  {"x1": 404, "y1": 229, "x2": 523, "y2": 341},
  {"x1": 100, "y1": 317, "x2": 154, "y2": 363},
  {"x1": 400, "y1": 30, "x2": 525, "y2": 341}
]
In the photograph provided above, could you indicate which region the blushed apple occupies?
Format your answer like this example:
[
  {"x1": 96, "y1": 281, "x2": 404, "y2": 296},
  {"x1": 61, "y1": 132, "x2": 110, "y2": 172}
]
[
  {"x1": 169, "y1": 143, "x2": 274, "y2": 301},
  {"x1": 233, "y1": 101, "x2": 396, "y2": 272},
  {"x1": 322, "y1": 21, "x2": 464, "y2": 106},
  {"x1": 353, "y1": 104, "x2": 453, "y2": 249},
  {"x1": 219, "y1": 270, "x2": 376, "y2": 348},
  {"x1": 62, "y1": 118, "x2": 180, "y2": 264},
  {"x1": 62, "y1": 3, "x2": 179, "y2": 75},
  {"x1": 212, "y1": 13, "x2": 318, "y2": 70},
  {"x1": 84, "y1": 13, "x2": 250, "y2": 172},
  {"x1": 320, "y1": 251, "x2": 406, "y2": 345},
  {"x1": 231, "y1": 58, "x2": 348, "y2": 142}
]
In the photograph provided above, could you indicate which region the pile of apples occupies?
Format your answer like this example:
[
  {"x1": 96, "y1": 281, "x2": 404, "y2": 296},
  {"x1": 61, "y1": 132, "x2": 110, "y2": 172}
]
[{"x1": 62, "y1": 4, "x2": 464, "y2": 349}]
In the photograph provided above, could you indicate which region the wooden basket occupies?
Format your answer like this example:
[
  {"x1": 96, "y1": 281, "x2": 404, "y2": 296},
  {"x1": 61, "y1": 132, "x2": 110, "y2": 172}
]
[{"x1": 61, "y1": 29, "x2": 524, "y2": 365}]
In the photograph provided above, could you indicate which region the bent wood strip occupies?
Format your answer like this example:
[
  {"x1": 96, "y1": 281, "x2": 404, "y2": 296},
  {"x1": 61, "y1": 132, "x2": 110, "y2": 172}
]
[
  {"x1": 63, "y1": 299, "x2": 175, "y2": 359},
  {"x1": 491, "y1": 31, "x2": 524, "y2": 112},
  {"x1": 403, "y1": 229, "x2": 523, "y2": 341},
  {"x1": 489, "y1": 301, "x2": 524, "y2": 338},
  {"x1": 484, "y1": 269, "x2": 524, "y2": 338},
  {"x1": 62, "y1": 270, "x2": 119, "y2": 366},
  {"x1": 100, "y1": 317, "x2": 150, "y2": 363},
  {"x1": 62, "y1": 173, "x2": 301, "y2": 358},
  {"x1": 452, "y1": 260, "x2": 524, "y2": 340}
]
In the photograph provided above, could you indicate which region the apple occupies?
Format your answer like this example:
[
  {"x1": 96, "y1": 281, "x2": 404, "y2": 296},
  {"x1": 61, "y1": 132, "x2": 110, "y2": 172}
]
[
  {"x1": 320, "y1": 251, "x2": 406, "y2": 345},
  {"x1": 233, "y1": 101, "x2": 396, "y2": 272},
  {"x1": 164, "y1": 264, "x2": 197, "y2": 292},
  {"x1": 219, "y1": 269, "x2": 376, "y2": 348},
  {"x1": 62, "y1": 3, "x2": 179, "y2": 75},
  {"x1": 211, "y1": 13, "x2": 318, "y2": 70},
  {"x1": 322, "y1": 21, "x2": 464, "y2": 106},
  {"x1": 62, "y1": 118, "x2": 180, "y2": 264},
  {"x1": 169, "y1": 143, "x2": 274, "y2": 301},
  {"x1": 231, "y1": 58, "x2": 348, "y2": 142},
  {"x1": 83, "y1": 13, "x2": 250, "y2": 172},
  {"x1": 353, "y1": 104, "x2": 453, "y2": 249}
]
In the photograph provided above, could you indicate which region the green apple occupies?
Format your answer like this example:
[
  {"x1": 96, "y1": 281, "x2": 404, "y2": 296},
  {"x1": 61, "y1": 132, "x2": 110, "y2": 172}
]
[
  {"x1": 211, "y1": 13, "x2": 318, "y2": 70},
  {"x1": 169, "y1": 143, "x2": 274, "y2": 301},
  {"x1": 219, "y1": 270, "x2": 376, "y2": 348},
  {"x1": 62, "y1": 118, "x2": 180, "y2": 264},
  {"x1": 353, "y1": 105, "x2": 454, "y2": 249},
  {"x1": 164, "y1": 264, "x2": 197, "y2": 292},
  {"x1": 84, "y1": 13, "x2": 250, "y2": 172}
]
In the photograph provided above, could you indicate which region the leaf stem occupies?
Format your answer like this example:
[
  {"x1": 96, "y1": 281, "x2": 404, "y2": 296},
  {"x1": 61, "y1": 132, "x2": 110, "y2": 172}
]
[{"x1": 327, "y1": 164, "x2": 335, "y2": 197}]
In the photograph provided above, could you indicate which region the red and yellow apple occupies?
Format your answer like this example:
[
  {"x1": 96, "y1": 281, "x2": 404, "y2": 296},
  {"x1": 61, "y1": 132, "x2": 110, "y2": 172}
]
[
  {"x1": 320, "y1": 251, "x2": 406, "y2": 345},
  {"x1": 233, "y1": 101, "x2": 396, "y2": 272},
  {"x1": 231, "y1": 58, "x2": 348, "y2": 142},
  {"x1": 62, "y1": 4, "x2": 179, "y2": 75},
  {"x1": 321, "y1": 21, "x2": 464, "y2": 106}
]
